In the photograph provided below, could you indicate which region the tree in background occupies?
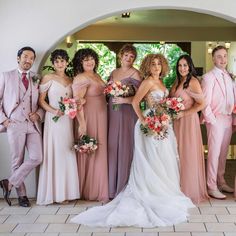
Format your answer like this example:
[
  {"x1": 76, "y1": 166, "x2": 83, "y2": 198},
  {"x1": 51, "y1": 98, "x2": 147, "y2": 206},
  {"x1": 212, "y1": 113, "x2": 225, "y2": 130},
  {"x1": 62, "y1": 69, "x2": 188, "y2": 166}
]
[{"x1": 43, "y1": 43, "x2": 186, "y2": 89}]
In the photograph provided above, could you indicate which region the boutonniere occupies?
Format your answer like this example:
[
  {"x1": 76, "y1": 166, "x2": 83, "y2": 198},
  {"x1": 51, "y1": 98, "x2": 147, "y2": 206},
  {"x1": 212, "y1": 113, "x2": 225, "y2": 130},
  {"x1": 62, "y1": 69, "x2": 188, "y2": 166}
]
[
  {"x1": 229, "y1": 73, "x2": 236, "y2": 81},
  {"x1": 32, "y1": 74, "x2": 41, "y2": 85}
]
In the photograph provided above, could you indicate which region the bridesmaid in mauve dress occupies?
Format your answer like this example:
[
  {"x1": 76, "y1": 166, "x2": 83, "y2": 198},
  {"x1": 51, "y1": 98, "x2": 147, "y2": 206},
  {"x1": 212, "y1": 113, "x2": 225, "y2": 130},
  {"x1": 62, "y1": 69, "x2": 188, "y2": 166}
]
[
  {"x1": 108, "y1": 44, "x2": 141, "y2": 199},
  {"x1": 170, "y1": 54, "x2": 209, "y2": 204},
  {"x1": 72, "y1": 48, "x2": 108, "y2": 202}
]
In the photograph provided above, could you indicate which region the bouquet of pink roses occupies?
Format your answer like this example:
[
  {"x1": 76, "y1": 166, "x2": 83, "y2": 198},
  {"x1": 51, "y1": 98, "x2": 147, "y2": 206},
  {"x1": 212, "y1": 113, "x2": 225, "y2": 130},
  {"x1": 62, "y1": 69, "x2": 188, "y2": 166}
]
[
  {"x1": 140, "y1": 108, "x2": 171, "y2": 140},
  {"x1": 52, "y1": 97, "x2": 77, "y2": 122},
  {"x1": 159, "y1": 97, "x2": 185, "y2": 119},
  {"x1": 73, "y1": 135, "x2": 98, "y2": 154},
  {"x1": 104, "y1": 81, "x2": 130, "y2": 110}
]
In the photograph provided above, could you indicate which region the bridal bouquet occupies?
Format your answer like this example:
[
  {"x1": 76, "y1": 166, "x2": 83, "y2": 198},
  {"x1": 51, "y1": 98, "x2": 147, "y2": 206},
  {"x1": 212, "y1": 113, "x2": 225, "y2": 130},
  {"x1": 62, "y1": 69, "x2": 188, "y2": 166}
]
[
  {"x1": 52, "y1": 97, "x2": 77, "y2": 122},
  {"x1": 140, "y1": 108, "x2": 171, "y2": 140},
  {"x1": 73, "y1": 135, "x2": 98, "y2": 154},
  {"x1": 159, "y1": 97, "x2": 185, "y2": 119},
  {"x1": 104, "y1": 81, "x2": 130, "y2": 110}
]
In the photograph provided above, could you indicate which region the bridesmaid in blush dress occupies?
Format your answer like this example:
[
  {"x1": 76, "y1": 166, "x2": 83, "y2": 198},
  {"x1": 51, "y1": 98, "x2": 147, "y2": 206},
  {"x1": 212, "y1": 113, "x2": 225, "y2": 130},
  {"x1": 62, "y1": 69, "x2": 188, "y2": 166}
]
[
  {"x1": 108, "y1": 44, "x2": 141, "y2": 199},
  {"x1": 37, "y1": 49, "x2": 80, "y2": 205},
  {"x1": 72, "y1": 48, "x2": 108, "y2": 202},
  {"x1": 170, "y1": 54, "x2": 209, "y2": 204}
]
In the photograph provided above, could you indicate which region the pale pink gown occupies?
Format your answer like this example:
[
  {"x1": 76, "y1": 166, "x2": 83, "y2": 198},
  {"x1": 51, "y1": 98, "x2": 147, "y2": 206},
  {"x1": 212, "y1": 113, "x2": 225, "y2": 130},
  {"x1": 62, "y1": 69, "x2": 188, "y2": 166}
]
[
  {"x1": 37, "y1": 80, "x2": 80, "y2": 205},
  {"x1": 72, "y1": 78, "x2": 109, "y2": 202},
  {"x1": 171, "y1": 87, "x2": 209, "y2": 204}
]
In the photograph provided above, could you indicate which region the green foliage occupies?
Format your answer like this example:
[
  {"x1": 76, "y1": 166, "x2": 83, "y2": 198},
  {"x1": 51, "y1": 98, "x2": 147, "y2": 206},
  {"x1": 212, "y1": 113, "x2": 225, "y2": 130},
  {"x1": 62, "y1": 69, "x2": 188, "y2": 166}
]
[
  {"x1": 42, "y1": 61, "x2": 74, "y2": 78},
  {"x1": 76, "y1": 43, "x2": 186, "y2": 88},
  {"x1": 134, "y1": 43, "x2": 186, "y2": 88},
  {"x1": 43, "y1": 43, "x2": 187, "y2": 89}
]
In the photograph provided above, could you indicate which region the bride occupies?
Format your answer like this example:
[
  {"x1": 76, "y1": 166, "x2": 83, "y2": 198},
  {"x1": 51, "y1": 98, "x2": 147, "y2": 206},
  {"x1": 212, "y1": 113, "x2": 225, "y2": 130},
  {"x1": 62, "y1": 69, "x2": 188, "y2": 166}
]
[{"x1": 71, "y1": 53, "x2": 195, "y2": 227}]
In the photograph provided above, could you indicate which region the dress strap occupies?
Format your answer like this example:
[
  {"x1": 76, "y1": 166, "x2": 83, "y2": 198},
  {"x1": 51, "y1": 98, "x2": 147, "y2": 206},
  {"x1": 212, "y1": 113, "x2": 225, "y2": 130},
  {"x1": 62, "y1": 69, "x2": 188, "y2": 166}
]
[
  {"x1": 39, "y1": 80, "x2": 53, "y2": 93},
  {"x1": 72, "y1": 80, "x2": 90, "y2": 93},
  {"x1": 186, "y1": 89, "x2": 204, "y2": 100}
]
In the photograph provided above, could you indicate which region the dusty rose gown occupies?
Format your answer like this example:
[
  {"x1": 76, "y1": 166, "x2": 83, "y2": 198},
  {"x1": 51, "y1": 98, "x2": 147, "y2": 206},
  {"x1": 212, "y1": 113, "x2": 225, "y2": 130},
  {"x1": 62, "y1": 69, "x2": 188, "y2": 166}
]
[
  {"x1": 108, "y1": 76, "x2": 141, "y2": 198},
  {"x1": 171, "y1": 87, "x2": 209, "y2": 204},
  {"x1": 72, "y1": 78, "x2": 109, "y2": 202}
]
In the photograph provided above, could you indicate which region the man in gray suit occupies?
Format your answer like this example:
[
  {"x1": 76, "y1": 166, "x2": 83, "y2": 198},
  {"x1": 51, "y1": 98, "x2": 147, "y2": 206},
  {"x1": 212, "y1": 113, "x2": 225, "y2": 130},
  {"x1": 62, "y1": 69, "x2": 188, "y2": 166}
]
[{"x1": 0, "y1": 47, "x2": 44, "y2": 207}]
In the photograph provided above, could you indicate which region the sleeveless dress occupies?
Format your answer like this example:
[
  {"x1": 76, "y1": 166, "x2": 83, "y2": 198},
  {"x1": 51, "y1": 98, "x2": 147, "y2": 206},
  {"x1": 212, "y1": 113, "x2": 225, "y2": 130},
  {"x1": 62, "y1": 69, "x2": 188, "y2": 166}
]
[
  {"x1": 171, "y1": 87, "x2": 209, "y2": 204},
  {"x1": 72, "y1": 78, "x2": 109, "y2": 202},
  {"x1": 37, "y1": 80, "x2": 80, "y2": 205},
  {"x1": 71, "y1": 89, "x2": 194, "y2": 227},
  {"x1": 108, "y1": 76, "x2": 141, "y2": 198}
]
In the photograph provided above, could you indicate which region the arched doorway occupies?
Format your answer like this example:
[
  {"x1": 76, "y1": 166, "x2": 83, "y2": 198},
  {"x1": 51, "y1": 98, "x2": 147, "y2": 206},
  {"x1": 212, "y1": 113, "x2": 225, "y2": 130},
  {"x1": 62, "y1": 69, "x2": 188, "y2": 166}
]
[{"x1": 0, "y1": 1, "x2": 236, "y2": 198}]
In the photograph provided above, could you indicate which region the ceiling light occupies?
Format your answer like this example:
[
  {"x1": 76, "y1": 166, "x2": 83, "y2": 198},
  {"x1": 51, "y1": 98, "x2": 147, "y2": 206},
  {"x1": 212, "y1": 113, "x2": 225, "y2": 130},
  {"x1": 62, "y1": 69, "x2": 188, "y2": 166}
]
[
  {"x1": 66, "y1": 36, "x2": 73, "y2": 48},
  {"x1": 121, "y1": 12, "x2": 130, "y2": 18},
  {"x1": 207, "y1": 42, "x2": 213, "y2": 54},
  {"x1": 225, "y1": 42, "x2": 231, "y2": 49}
]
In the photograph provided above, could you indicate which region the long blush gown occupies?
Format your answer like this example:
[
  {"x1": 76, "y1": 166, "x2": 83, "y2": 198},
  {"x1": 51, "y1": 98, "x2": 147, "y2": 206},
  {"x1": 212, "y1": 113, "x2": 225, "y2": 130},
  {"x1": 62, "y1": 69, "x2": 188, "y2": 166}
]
[
  {"x1": 171, "y1": 87, "x2": 209, "y2": 204},
  {"x1": 72, "y1": 78, "x2": 109, "y2": 202},
  {"x1": 37, "y1": 80, "x2": 80, "y2": 205}
]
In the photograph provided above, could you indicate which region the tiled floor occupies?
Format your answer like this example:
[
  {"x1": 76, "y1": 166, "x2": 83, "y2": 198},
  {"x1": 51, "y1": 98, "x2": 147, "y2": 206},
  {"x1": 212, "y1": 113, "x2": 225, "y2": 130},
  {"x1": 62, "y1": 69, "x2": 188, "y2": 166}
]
[
  {"x1": 0, "y1": 161, "x2": 235, "y2": 236},
  {"x1": 0, "y1": 196, "x2": 235, "y2": 236}
]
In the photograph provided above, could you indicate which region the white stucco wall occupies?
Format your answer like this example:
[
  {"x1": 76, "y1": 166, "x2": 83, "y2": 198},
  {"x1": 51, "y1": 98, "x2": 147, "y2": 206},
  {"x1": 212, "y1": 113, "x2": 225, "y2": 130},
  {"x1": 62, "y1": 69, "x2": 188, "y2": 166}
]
[{"x1": 0, "y1": 0, "x2": 236, "y2": 197}]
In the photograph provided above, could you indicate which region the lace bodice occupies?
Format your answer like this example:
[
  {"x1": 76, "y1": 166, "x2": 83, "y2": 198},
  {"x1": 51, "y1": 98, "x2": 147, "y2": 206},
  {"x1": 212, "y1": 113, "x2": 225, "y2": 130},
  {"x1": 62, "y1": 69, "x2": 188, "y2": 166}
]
[{"x1": 146, "y1": 89, "x2": 169, "y2": 108}]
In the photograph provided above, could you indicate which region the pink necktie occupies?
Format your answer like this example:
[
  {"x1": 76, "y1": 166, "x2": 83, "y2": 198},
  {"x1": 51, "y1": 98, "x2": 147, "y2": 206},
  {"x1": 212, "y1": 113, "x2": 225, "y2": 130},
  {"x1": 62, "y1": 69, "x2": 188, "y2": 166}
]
[{"x1": 22, "y1": 72, "x2": 29, "y2": 90}]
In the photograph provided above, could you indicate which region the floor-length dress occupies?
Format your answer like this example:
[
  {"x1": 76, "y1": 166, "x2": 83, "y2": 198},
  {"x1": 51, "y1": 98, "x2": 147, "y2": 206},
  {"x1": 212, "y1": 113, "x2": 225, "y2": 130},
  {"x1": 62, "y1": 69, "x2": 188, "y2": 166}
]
[
  {"x1": 37, "y1": 80, "x2": 80, "y2": 205},
  {"x1": 72, "y1": 79, "x2": 109, "y2": 202},
  {"x1": 108, "y1": 77, "x2": 141, "y2": 198},
  {"x1": 71, "y1": 89, "x2": 194, "y2": 227},
  {"x1": 172, "y1": 87, "x2": 208, "y2": 204}
]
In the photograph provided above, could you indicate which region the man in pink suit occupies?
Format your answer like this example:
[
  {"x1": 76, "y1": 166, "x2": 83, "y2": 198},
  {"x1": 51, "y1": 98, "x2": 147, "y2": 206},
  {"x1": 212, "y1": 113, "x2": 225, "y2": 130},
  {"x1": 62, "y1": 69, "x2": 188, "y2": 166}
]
[
  {"x1": 201, "y1": 45, "x2": 235, "y2": 199},
  {"x1": 0, "y1": 47, "x2": 44, "y2": 207}
]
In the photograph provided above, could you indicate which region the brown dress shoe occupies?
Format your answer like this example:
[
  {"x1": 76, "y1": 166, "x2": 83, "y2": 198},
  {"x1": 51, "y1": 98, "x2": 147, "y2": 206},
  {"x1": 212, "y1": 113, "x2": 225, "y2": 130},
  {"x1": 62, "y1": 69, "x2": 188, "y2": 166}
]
[{"x1": 0, "y1": 179, "x2": 11, "y2": 206}]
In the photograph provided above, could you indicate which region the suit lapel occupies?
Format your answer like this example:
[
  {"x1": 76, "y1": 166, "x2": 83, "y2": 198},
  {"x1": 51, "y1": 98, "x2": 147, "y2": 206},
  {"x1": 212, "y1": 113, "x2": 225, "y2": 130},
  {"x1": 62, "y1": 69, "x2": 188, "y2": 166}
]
[
  {"x1": 12, "y1": 69, "x2": 21, "y2": 102},
  {"x1": 212, "y1": 70, "x2": 225, "y2": 97},
  {"x1": 29, "y1": 71, "x2": 37, "y2": 111}
]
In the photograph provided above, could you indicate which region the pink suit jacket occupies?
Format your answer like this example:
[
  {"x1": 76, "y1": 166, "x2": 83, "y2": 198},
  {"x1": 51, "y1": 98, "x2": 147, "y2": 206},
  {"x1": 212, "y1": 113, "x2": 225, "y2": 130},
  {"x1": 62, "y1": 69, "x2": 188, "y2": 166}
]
[
  {"x1": 201, "y1": 67, "x2": 236, "y2": 125},
  {"x1": 0, "y1": 69, "x2": 44, "y2": 132}
]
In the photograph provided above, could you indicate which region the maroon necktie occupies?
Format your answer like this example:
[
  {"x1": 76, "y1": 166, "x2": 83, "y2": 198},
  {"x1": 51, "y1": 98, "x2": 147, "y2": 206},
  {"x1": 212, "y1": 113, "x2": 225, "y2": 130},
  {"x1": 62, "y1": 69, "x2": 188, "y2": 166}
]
[{"x1": 22, "y1": 72, "x2": 29, "y2": 90}]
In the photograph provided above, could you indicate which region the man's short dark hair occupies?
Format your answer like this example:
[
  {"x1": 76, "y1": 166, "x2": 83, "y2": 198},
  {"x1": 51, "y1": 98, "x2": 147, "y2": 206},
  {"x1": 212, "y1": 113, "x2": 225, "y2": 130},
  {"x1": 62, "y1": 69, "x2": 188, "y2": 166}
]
[
  {"x1": 17, "y1": 46, "x2": 36, "y2": 58},
  {"x1": 212, "y1": 45, "x2": 227, "y2": 57}
]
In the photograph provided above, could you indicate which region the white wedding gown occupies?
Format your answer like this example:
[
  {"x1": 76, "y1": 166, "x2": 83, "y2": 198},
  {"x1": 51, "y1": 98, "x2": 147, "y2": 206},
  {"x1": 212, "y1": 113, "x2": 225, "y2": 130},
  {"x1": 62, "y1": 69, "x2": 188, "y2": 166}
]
[{"x1": 71, "y1": 90, "x2": 195, "y2": 227}]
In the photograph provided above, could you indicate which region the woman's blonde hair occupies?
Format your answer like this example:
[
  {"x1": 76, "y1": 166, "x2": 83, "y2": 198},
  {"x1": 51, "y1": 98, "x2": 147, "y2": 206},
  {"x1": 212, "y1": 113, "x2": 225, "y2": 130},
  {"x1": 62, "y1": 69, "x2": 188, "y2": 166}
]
[{"x1": 140, "y1": 54, "x2": 169, "y2": 79}]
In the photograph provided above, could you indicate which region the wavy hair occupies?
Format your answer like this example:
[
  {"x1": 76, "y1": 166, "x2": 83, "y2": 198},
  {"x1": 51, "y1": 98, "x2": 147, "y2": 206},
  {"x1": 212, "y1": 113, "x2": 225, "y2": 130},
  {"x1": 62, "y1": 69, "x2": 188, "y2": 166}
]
[
  {"x1": 140, "y1": 53, "x2": 169, "y2": 79},
  {"x1": 118, "y1": 44, "x2": 137, "y2": 65},
  {"x1": 72, "y1": 48, "x2": 99, "y2": 76},
  {"x1": 50, "y1": 49, "x2": 69, "y2": 64},
  {"x1": 175, "y1": 54, "x2": 198, "y2": 91}
]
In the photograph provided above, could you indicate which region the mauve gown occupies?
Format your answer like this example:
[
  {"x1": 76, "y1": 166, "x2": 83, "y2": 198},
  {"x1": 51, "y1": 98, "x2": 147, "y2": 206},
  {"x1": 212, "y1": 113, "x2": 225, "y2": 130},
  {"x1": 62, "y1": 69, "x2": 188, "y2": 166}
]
[
  {"x1": 171, "y1": 87, "x2": 209, "y2": 204},
  {"x1": 72, "y1": 79, "x2": 109, "y2": 202},
  {"x1": 108, "y1": 76, "x2": 141, "y2": 198}
]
